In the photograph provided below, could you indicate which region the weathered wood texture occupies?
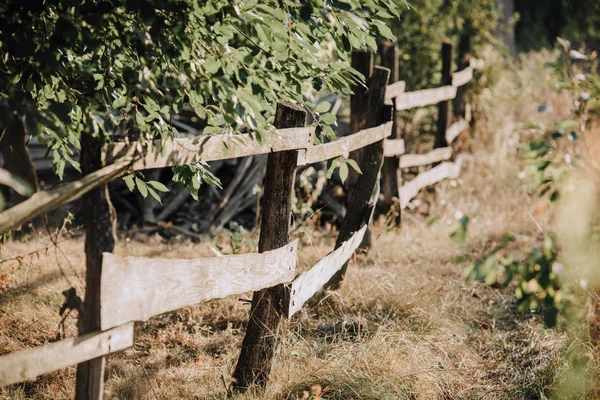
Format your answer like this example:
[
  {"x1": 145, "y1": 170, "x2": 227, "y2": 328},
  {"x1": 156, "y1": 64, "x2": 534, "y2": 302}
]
[
  {"x1": 399, "y1": 147, "x2": 453, "y2": 168},
  {"x1": 445, "y1": 118, "x2": 469, "y2": 144},
  {"x1": 379, "y1": 41, "x2": 402, "y2": 215},
  {"x1": 100, "y1": 242, "x2": 298, "y2": 330},
  {"x1": 104, "y1": 127, "x2": 314, "y2": 171},
  {"x1": 384, "y1": 80, "x2": 406, "y2": 105},
  {"x1": 349, "y1": 50, "x2": 374, "y2": 136},
  {"x1": 399, "y1": 159, "x2": 463, "y2": 209},
  {"x1": 470, "y1": 58, "x2": 485, "y2": 70},
  {"x1": 297, "y1": 122, "x2": 393, "y2": 165},
  {"x1": 76, "y1": 133, "x2": 117, "y2": 400},
  {"x1": 326, "y1": 66, "x2": 390, "y2": 290},
  {"x1": 452, "y1": 66, "x2": 473, "y2": 87},
  {"x1": 453, "y1": 34, "x2": 473, "y2": 119},
  {"x1": 0, "y1": 323, "x2": 134, "y2": 388},
  {"x1": 288, "y1": 225, "x2": 367, "y2": 317},
  {"x1": 232, "y1": 101, "x2": 306, "y2": 391},
  {"x1": 394, "y1": 85, "x2": 457, "y2": 111},
  {"x1": 383, "y1": 139, "x2": 405, "y2": 157},
  {"x1": 435, "y1": 41, "x2": 453, "y2": 149},
  {"x1": 0, "y1": 154, "x2": 133, "y2": 233}
]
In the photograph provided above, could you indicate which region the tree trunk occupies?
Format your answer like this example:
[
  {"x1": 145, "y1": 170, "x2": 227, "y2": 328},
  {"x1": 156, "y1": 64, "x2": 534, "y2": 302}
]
[
  {"x1": 75, "y1": 133, "x2": 117, "y2": 400},
  {"x1": 453, "y1": 34, "x2": 472, "y2": 121},
  {"x1": 231, "y1": 101, "x2": 306, "y2": 392}
]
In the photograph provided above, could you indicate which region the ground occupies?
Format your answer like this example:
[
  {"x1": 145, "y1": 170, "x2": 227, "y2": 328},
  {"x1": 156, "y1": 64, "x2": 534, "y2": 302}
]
[{"x1": 0, "y1": 50, "x2": 598, "y2": 399}]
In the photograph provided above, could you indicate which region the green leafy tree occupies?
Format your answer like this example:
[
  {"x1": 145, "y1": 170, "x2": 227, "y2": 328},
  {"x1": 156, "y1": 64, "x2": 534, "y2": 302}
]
[{"x1": 0, "y1": 0, "x2": 403, "y2": 195}]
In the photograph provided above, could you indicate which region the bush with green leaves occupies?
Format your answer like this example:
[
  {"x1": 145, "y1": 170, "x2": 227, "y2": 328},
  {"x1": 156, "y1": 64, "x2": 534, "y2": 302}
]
[
  {"x1": 390, "y1": 0, "x2": 498, "y2": 91},
  {"x1": 0, "y1": 0, "x2": 404, "y2": 199}
]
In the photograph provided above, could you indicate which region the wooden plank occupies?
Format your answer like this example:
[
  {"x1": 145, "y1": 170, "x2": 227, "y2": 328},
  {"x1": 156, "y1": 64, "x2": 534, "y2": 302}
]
[
  {"x1": 384, "y1": 80, "x2": 406, "y2": 105},
  {"x1": 288, "y1": 225, "x2": 367, "y2": 317},
  {"x1": 395, "y1": 85, "x2": 457, "y2": 111},
  {"x1": 383, "y1": 139, "x2": 405, "y2": 157},
  {"x1": 101, "y1": 240, "x2": 298, "y2": 330},
  {"x1": 297, "y1": 121, "x2": 392, "y2": 165},
  {"x1": 103, "y1": 127, "x2": 314, "y2": 171},
  {"x1": 445, "y1": 118, "x2": 469, "y2": 144},
  {"x1": 470, "y1": 58, "x2": 485, "y2": 70},
  {"x1": 399, "y1": 160, "x2": 462, "y2": 209},
  {"x1": 0, "y1": 323, "x2": 134, "y2": 388},
  {"x1": 452, "y1": 67, "x2": 473, "y2": 87},
  {"x1": 399, "y1": 147, "x2": 452, "y2": 168},
  {"x1": 0, "y1": 153, "x2": 135, "y2": 233}
]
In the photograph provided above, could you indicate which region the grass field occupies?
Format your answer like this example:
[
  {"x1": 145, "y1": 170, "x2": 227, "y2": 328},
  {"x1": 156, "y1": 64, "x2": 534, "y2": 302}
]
[{"x1": 1, "y1": 50, "x2": 599, "y2": 399}]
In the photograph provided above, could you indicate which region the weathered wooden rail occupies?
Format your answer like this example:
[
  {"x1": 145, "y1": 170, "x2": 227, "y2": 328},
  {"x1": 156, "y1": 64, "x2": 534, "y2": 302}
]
[{"x1": 0, "y1": 41, "x2": 484, "y2": 396}]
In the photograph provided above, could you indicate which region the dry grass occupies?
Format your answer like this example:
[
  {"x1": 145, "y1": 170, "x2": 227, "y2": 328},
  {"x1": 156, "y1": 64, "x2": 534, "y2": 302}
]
[{"x1": 1, "y1": 50, "x2": 598, "y2": 399}]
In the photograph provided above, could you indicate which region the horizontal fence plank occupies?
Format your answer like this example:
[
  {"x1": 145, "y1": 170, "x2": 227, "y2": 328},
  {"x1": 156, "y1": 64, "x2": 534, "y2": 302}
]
[
  {"x1": 0, "y1": 154, "x2": 134, "y2": 233},
  {"x1": 445, "y1": 118, "x2": 469, "y2": 144},
  {"x1": 399, "y1": 160, "x2": 462, "y2": 209},
  {"x1": 100, "y1": 241, "x2": 298, "y2": 330},
  {"x1": 452, "y1": 67, "x2": 473, "y2": 87},
  {"x1": 104, "y1": 128, "x2": 314, "y2": 171},
  {"x1": 383, "y1": 139, "x2": 405, "y2": 157},
  {"x1": 297, "y1": 122, "x2": 393, "y2": 165},
  {"x1": 395, "y1": 86, "x2": 457, "y2": 111},
  {"x1": 287, "y1": 225, "x2": 367, "y2": 317},
  {"x1": 0, "y1": 323, "x2": 134, "y2": 388},
  {"x1": 470, "y1": 58, "x2": 485, "y2": 70},
  {"x1": 384, "y1": 80, "x2": 406, "y2": 105},
  {"x1": 399, "y1": 147, "x2": 453, "y2": 168}
]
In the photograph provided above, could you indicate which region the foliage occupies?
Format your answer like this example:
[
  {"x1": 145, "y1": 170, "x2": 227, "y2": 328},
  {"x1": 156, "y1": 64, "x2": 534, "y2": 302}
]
[
  {"x1": 390, "y1": 0, "x2": 498, "y2": 91},
  {"x1": 515, "y1": 0, "x2": 600, "y2": 52},
  {"x1": 0, "y1": 0, "x2": 403, "y2": 192}
]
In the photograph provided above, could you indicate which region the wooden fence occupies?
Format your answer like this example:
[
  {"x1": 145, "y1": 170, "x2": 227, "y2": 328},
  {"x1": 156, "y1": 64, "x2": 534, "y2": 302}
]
[{"x1": 0, "y1": 41, "x2": 483, "y2": 397}]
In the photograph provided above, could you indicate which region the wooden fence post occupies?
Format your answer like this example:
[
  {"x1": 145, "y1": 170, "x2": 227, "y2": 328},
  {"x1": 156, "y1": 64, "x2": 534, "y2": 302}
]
[
  {"x1": 75, "y1": 133, "x2": 117, "y2": 400},
  {"x1": 325, "y1": 66, "x2": 390, "y2": 290},
  {"x1": 379, "y1": 41, "x2": 401, "y2": 222},
  {"x1": 435, "y1": 40, "x2": 453, "y2": 149},
  {"x1": 453, "y1": 33, "x2": 472, "y2": 120},
  {"x1": 231, "y1": 101, "x2": 306, "y2": 392}
]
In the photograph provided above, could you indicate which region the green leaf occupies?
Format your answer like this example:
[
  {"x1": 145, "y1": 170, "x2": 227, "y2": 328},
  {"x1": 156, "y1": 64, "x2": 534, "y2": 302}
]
[
  {"x1": 319, "y1": 113, "x2": 336, "y2": 125},
  {"x1": 147, "y1": 180, "x2": 169, "y2": 192},
  {"x1": 112, "y1": 96, "x2": 127, "y2": 109},
  {"x1": 339, "y1": 162, "x2": 349, "y2": 183},
  {"x1": 123, "y1": 174, "x2": 135, "y2": 191},
  {"x1": 346, "y1": 158, "x2": 361, "y2": 174},
  {"x1": 135, "y1": 177, "x2": 148, "y2": 198},
  {"x1": 147, "y1": 186, "x2": 162, "y2": 204},
  {"x1": 315, "y1": 101, "x2": 331, "y2": 113}
]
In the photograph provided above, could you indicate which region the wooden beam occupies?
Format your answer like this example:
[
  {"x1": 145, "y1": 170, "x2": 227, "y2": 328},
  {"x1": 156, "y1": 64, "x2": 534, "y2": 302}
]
[
  {"x1": 103, "y1": 127, "x2": 314, "y2": 171},
  {"x1": 325, "y1": 66, "x2": 390, "y2": 290},
  {"x1": 384, "y1": 80, "x2": 406, "y2": 105},
  {"x1": 445, "y1": 118, "x2": 469, "y2": 144},
  {"x1": 399, "y1": 147, "x2": 453, "y2": 168},
  {"x1": 395, "y1": 85, "x2": 457, "y2": 111},
  {"x1": 232, "y1": 101, "x2": 306, "y2": 391},
  {"x1": 470, "y1": 58, "x2": 485, "y2": 70},
  {"x1": 452, "y1": 66, "x2": 473, "y2": 87},
  {"x1": 100, "y1": 241, "x2": 298, "y2": 330},
  {"x1": 0, "y1": 154, "x2": 134, "y2": 233},
  {"x1": 287, "y1": 225, "x2": 367, "y2": 317},
  {"x1": 383, "y1": 139, "x2": 405, "y2": 157},
  {"x1": 399, "y1": 160, "x2": 462, "y2": 209},
  {"x1": 297, "y1": 122, "x2": 393, "y2": 165},
  {"x1": 435, "y1": 41, "x2": 453, "y2": 149},
  {"x1": 0, "y1": 323, "x2": 134, "y2": 388}
]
